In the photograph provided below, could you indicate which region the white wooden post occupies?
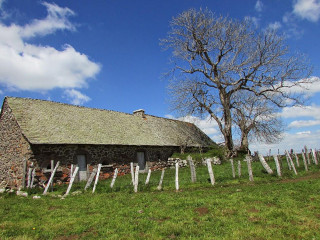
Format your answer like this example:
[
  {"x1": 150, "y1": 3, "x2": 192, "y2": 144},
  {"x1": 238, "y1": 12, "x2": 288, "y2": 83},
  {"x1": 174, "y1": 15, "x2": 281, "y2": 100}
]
[
  {"x1": 230, "y1": 159, "x2": 236, "y2": 178},
  {"x1": 157, "y1": 169, "x2": 165, "y2": 190},
  {"x1": 312, "y1": 149, "x2": 318, "y2": 165},
  {"x1": 134, "y1": 166, "x2": 139, "y2": 193},
  {"x1": 22, "y1": 158, "x2": 27, "y2": 189},
  {"x1": 110, "y1": 168, "x2": 118, "y2": 188},
  {"x1": 92, "y1": 164, "x2": 102, "y2": 193},
  {"x1": 285, "y1": 154, "x2": 292, "y2": 170},
  {"x1": 305, "y1": 148, "x2": 311, "y2": 165},
  {"x1": 70, "y1": 164, "x2": 74, "y2": 178},
  {"x1": 293, "y1": 151, "x2": 300, "y2": 167},
  {"x1": 238, "y1": 160, "x2": 241, "y2": 178},
  {"x1": 258, "y1": 154, "x2": 273, "y2": 174},
  {"x1": 50, "y1": 160, "x2": 54, "y2": 190},
  {"x1": 206, "y1": 159, "x2": 215, "y2": 185},
  {"x1": 145, "y1": 169, "x2": 151, "y2": 185},
  {"x1": 27, "y1": 167, "x2": 33, "y2": 188},
  {"x1": 246, "y1": 155, "x2": 254, "y2": 182},
  {"x1": 84, "y1": 167, "x2": 97, "y2": 190},
  {"x1": 175, "y1": 162, "x2": 179, "y2": 191},
  {"x1": 64, "y1": 166, "x2": 79, "y2": 197},
  {"x1": 301, "y1": 151, "x2": 308, "y2": 171},
  {"x1": 43, "y1": 161, "x2": 60, "y2": 195},
  {"x1": 130, "y1": 162, "x2": 135, "y2": 185},
  {"x1": 273, "y1": 155, "x2": 282, "y2": 177},
  {"x1": 285, "y1": 151, "x2": 297, "y2": 175},
  {"x1": 188, "y1": 155, "x2": 196, "y2": 183},
  {"x1": 30, "y1": 168, "x2": 36, "y2": 189}
]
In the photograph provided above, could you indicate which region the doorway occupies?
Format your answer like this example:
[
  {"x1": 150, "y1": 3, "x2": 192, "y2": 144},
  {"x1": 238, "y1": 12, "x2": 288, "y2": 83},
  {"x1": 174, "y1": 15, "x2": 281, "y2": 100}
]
[
  {"x1": 137, "y1": 152, "x2": 146, "y2": 170},
  {"x1": 77, "y1": 155, "x2": 87, "y2": 181}
]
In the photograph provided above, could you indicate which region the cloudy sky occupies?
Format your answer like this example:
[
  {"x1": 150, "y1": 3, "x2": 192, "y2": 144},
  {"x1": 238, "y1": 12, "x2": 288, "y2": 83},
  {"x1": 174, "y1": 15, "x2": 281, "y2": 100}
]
[{"x1": 0, "y1": 0, "x2": 319, "y2": 155}]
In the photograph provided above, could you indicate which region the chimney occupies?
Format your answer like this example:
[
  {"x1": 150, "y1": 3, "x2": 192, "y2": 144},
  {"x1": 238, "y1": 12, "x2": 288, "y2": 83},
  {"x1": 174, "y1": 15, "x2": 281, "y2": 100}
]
[{"x1": 133, "y1": 109, "x2": 145, "y2": 118}]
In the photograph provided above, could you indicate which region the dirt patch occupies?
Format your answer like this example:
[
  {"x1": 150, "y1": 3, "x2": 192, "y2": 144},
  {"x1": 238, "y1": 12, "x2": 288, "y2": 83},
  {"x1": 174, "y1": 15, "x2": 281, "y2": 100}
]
[
  {"x1": 248, "y1": 216, "x2": 262, "y2": 222},
  {"x1": 221, "y1": 208, "x2": 236, "y2": 216},
  {"x1": 248, "y1": 207, "x2": 260, "y2": 213},
  {"x1": 195, "y1": 207, "x2": 209, "y2": 216},
  {"x1": 280, "y1": 171, "x2": 320, "y2": 183}
]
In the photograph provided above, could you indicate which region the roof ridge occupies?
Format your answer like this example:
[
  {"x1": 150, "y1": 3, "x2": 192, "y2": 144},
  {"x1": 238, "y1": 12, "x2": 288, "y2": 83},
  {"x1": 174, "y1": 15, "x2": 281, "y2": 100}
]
[{"x1": 5, "y1": 96, "x2": 192, "y2": 124}]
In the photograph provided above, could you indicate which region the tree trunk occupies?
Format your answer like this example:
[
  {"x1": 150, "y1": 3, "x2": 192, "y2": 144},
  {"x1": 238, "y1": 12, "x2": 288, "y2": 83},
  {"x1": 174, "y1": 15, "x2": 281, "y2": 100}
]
[
  {"x1": 221, "y1": 91, "x2": 234, "y2": 158},
  {"x1": 239, "y1": 132, "x2": 249, "y2": 153}
]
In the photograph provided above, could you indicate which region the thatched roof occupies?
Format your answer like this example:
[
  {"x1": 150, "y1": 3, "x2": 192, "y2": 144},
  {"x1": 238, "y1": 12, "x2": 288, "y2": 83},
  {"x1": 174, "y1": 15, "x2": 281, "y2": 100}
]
[{"x1": 4, "y1": 97, "x2": 214, "y2": 147}]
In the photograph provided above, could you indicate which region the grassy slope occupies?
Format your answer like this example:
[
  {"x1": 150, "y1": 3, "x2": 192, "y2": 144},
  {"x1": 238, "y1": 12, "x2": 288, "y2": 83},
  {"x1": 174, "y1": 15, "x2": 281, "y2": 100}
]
[{"x1": 1, "y1": 159, "x2": 320, "y2": 240}]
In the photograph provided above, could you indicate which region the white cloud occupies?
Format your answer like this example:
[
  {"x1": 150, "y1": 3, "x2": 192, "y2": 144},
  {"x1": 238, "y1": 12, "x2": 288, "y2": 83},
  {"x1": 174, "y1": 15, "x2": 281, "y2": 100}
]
[
  {"x1": 293, "y1": 0, "x2": 320, "y2": 22},
  {"x1": 281, "y1": 105, "x2": 320, "y2": 119},
  {"x1": 245, "y1": 16, "x2": 260, "y2": 27},
  {"x1": 289, "y1": 119, "x2": 320, "y2": 127},
  {"x1": 165, "y1": 114, "x2": 223, "y2": 143},
  {"x1": 250, "y1": 130, "x2": 320, "y2": 154},
  {"x1": 21, "y1": 2, "x2": 75, "y2": 38},
  {"x1": 268, "y1": 21, "x2": 282, "y2": 30},
  {"x1": 0, "y1": 2, "x2": 101, "y2": 93},
  {"x1": 255, "y1": 0, "x2": 264, "y2": 12},
  {"x1": 276, "y1": 77, "x2": 320, "y2": 97},
  {"x1": 64, "y1": 89, "x2": 91, "y2": 105},
  {"x1": 296, "y1": 130, "x2": 311, "y2": 134}
]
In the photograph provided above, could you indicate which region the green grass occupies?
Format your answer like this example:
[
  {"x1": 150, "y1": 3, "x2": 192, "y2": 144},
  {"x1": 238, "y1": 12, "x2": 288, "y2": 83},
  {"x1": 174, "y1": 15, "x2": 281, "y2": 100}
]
[{"x1": 1, "y1": 157, "x2": 320, "y2": 240}]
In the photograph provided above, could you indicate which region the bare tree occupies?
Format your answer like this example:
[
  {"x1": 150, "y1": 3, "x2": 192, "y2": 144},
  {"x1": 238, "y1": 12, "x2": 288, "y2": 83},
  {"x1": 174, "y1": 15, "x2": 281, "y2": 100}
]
[
  {"x1": 232, "y1": 91, "x2": 284, "y2": 153},
  {"x1": 162, "y1": 8, "x2": 313, "y2": 157}
]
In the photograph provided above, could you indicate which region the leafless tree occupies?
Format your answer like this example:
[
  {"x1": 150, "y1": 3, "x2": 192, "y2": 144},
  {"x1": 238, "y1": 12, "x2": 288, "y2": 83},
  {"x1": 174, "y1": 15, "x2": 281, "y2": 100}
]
[
  {"x1": 232, "y1": 91, "x2": 284, "y2": 153},
  {"x1": 162, "y1": 8, "x2": 313, "y2": 157}
]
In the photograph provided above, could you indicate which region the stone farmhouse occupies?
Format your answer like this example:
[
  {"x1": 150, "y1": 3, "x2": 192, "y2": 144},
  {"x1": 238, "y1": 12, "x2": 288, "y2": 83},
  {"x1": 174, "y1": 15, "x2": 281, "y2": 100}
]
[{"x1": 0, "y1": 97, "x2": 214, "y2": 188}]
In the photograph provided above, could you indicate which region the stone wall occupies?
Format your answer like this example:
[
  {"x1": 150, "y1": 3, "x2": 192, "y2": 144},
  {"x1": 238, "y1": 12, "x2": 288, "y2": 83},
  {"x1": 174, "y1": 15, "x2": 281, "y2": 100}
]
[
  {"x1": 28, "y1": 144, "x2": 178, "y2": 186},
  {"x1": 0, "y1": 100, "x2": 32, "y2": 188}
]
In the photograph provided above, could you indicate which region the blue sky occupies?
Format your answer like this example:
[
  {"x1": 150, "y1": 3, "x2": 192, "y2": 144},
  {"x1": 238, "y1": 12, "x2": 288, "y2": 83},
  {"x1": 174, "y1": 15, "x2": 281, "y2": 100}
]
[{"x1": 0, "y1": 0, "x2": 319, "y2": 154}]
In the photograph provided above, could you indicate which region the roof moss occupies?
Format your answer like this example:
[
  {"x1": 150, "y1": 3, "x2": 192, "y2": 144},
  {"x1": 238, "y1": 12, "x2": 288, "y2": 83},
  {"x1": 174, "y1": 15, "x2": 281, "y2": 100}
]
[{"x1": 5, "y1": 97, "x2": 214, "y2": 147}]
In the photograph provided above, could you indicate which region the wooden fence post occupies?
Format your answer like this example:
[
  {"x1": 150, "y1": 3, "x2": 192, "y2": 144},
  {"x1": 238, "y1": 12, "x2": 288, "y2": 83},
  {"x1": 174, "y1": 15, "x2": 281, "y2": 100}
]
[
  {"x1": 84, "y1": 167, "x2": 97, "y2": 190},
  {"x1": 285, "y1": 154, "x2": 292, "y2": 170},
  {"x1": 110, "y1": 168, "x2": 118, "y2": 188},
  {"x1": 134, "y1": 166, "x2": 139, "y2": 193},
  {"x1": 285, "y1": 151, "x2": 297, "y2": 175},
  {"x1": 258, "y1": 154, "x2": 273, "y2": 174},
  {"x1": 304, "y1": 147, "x2": 311, "y2": 165},
  {"x1": 246, "y1": 155, "x2": 254, "y2": 182},
  {"x1": 64, "y1": 166, "x2": 79, "y2": 197},
  {"x1": 30, "y1": 168, "x2": 36, "y2": 189},
  {"x1": 145, "y1": 169, "x2": 151, "y2": 185},
  {"x1": 22, "y1": 158, "x2": 27, "y2": 189},
  {"x1": 293, "y1": 151, "x2": 300, "y2": 167},
  {"x1": 92, "y1": 164, "x2": 102, "y2": 193},
  {"x1": 70, "y1": 164, "x2": 74, "y2": 178},
  {"x1": 175, "y1": 162, "x2": 179, "y2": 191},
  {"x1": 301, "y1": 151, "x2": 308, "y2": 171},
  {"x1": 43, "y1": 161, "x2": 60, "y2": 195},
  {"x1": 238, "y1": 160, "x2": 241, "y2": 178},
  {"x1": 157, "y1": 169, "x2": 165, "y2": 190},
  {"x1": 273, "y1": 155, "x2": 282, "y2": 177},
  {"x1": 130, "y1": 162, "x2": 135, "y2": 185},
  {"x1": 27, "y1": 167, "x2": 33, "y2": 188},
  {"x1": 187, "y1": 155, "x2": 196, "y2": 183},
  {"x1": 312, "y1": 149, "x2": 318, "y2": 165},
  {"x1": 230, "y1": 159, "x2": 236, "y2": 178},
  {"x1": 206, "y1": 159, "x2": 215, "y2": 185}
]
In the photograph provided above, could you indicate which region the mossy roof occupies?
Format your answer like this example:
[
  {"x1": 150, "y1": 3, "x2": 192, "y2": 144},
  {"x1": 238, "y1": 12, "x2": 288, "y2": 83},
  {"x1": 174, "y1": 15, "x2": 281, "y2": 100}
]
[{"x1": 5, "y1": 97, "x2": 214, "y2": 147}]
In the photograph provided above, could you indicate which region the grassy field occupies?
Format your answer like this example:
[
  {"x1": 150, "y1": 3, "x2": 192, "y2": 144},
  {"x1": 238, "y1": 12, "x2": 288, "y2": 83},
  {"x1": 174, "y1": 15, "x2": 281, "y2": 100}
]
[{"x1": 1, "y1": 157, "x2": 320, "y2": 239}]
